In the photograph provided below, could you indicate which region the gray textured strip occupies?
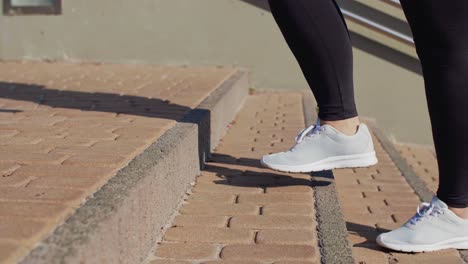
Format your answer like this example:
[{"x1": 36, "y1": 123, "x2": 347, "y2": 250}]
[
  {"x1": 368, "y1": 121, "x2": 468, "y2": 263},
  {"x1": 302, "y1": 92, "x2": 355, "y2": 264}
]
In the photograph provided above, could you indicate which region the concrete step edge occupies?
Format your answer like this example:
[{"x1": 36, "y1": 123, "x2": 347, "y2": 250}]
[
  {"x1": 302, "y1": 92, "x2": 355, "y2": 264},
  {"x1": 19, "y1": 69, "x2": 249, "y2": 264}
]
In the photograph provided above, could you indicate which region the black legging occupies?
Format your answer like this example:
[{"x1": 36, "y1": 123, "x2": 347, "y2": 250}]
[{"x1": 268, "y1": 0, "x2": 468, "y2": 208}]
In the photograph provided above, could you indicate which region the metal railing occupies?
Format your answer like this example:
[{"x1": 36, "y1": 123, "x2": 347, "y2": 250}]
[
  {"x1": 338, "y1": 0, "x2": 414, "y2": 47},
  {"x1": 341, "y1": 9, "x2": 414, "y2": 45},
  {"x1": 383, "y1": 0, "x2": 402, "y2": 8}
]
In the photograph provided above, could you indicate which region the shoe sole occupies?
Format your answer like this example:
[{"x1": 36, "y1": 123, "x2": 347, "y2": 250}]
[
  {"x1": 260, "y1": 152, "x2": 378, "y2": 173},
  {"x1": 376, "y1": 235, "x2": 468, "y2": 252}
]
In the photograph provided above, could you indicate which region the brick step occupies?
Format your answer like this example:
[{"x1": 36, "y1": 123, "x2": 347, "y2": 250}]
[
  {"x1": 143, "y1": 92, "x2": 323, "y2": 264},
  {"x1": 142, "y1": 91, "x2": 467, "y2": 264},
  {"x1": 0, "y1": 62, "x2": 248, "y2": 264}
]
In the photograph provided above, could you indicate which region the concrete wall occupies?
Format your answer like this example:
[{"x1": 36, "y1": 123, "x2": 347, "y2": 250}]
[
  {"x1": 0, "y1": 0, "x2": 304, "y2": 88},
  {"x1": 0, "y1": 0, "x2": 432, "y2": 145},
  {"x1": 353, "y1": 49, "x2": 430, "y2": 145}
]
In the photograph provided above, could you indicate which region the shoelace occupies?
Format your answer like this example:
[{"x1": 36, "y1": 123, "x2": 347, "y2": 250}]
[
  {"x1": 408, "y1": 202, "x2": 444, "y2": 225},
  {"x1": 295, "y1": 118, "x2": 325, "y2": 144}
]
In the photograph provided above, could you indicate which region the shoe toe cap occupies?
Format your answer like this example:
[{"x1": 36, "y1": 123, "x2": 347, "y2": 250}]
[
  {"x1": 261, "y1": 152, "x2": 283, "y2": 164},
  {"x1": 376, "y1": 231, "x2": 406, "y2": 250},
  {"x1": 262, "y1": 152, "x2": 301, "y2": 166},
  {"x1": 377, "y1": 227, "x2": 414, "y2": 247},
  {"x1": 376, "y1": 232, "x2": 389, "y2": 247}
]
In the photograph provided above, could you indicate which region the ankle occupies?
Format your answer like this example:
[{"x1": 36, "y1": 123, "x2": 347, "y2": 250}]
[
  {"x1": 449, "y1": 207, "x2": 468, "y2": 219},
  {"x1": 320, "y1": 116, "x2": 360, "y2": 136}
]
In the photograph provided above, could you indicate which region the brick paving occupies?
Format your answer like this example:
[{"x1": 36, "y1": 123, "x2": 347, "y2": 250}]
[
  {"x1": 334, "y1": 137, "x2": 464, "y2": 263},
  {"x1": 395, "y1": 143, "x2": 438, "y2": 193},
  {"x1": 0, "y1": 62, "x2": 236, "y2": 264},
  {"x1": 146, "y1": 93, "x2": 320, "y2": 264},
  {"x1": 1, "y1": 64, "x2": 463, "y2": 264}
]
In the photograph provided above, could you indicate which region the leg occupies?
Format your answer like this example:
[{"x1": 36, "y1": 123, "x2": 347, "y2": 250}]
[
  {"x1": 376, "y1": 0, "x2": 468, "y2": 253},
  {"x1": 261, "y1": 1, "x2": 378, "y2": 173},
  {"x1": 400, "y1": 0, "x2": 468, "y2": 211},
  {"x1": 268, "y1": 0, "x2": 360, "y2": 135}
]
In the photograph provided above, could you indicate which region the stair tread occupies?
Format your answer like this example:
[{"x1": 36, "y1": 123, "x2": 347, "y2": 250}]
[
  {"x1": 146, "y1": 92, "x2": 465, "y2": 264},
  {"x1": 0, "y1": 61, "x2": 237, "y2": 264}
]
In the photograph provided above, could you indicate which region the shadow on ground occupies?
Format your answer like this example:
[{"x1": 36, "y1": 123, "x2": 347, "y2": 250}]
[
  {"x1": 347, "y1": 222, "x2": 390, "y2": 250},
  {"x1": 0, "y1": 82, "x2": 192, "y2": 120},
  {"x1": 204, "y1": 153, "x2": 331, "y2": 188},
  {"x1": 202, "y1": 152, "x2": 393, "y2": 255}
]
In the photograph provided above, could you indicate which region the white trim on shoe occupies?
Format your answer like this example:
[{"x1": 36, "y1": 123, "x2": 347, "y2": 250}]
[
  {"x1": 260, "y1": 151, "x2": 378, "y2": 173},
  {"x1": 376, "y1": 235, "x2": 468, "y2": 253}
]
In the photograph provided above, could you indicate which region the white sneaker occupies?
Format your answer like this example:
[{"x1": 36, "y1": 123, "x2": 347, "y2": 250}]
[
  {"x1": 377, "y1": 196, "x2": 468, "y2": 252},
  {"x1": 260, "y1": 119, "x2": 378, "y2": 173}
]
